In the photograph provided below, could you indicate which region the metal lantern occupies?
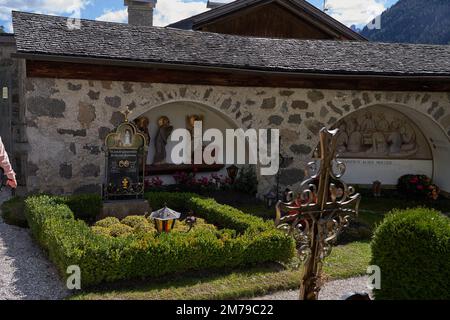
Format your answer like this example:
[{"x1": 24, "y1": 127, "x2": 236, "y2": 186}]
[
  {"x1": 372, "y1": 180, "x2": 382, "y2": 197},
  {"x1": 226, "y1": 165, "x2": 239, "y2": 183},
  {"x1": 150, "y1": 206, "x2": 181, "y2": 233}
]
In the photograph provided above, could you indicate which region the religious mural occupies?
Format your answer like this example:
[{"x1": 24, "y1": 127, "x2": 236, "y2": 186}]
[
  {"x1": 332, "y1": 106, "x2": 432, "y2": 160},
  {"x1": 153, "y1": 116, "x2": 174, "y2": 165}
]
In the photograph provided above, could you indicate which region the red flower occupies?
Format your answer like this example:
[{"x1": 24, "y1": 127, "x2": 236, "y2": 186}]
[{"x1": 417, "y1": 185, "x2": 424, "y2": 190}]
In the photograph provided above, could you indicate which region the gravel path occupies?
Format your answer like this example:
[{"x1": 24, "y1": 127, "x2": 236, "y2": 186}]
[
  {"x1": 254, "y1": 276, "x2": 372, "y2": 300},
  {"x1": 0, "y1": 191, "x2": 69, "y2": 300}
]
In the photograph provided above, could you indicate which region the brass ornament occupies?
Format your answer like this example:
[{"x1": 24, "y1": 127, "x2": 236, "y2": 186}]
[
  {"x1": 120, "y1": 106, "x2": 133, "y2": 122},
  {"x1": 275, "y1": 127, "x2": 361, "y2": 300}
]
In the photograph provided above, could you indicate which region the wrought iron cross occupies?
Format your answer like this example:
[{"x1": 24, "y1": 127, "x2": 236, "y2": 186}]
[
  {"x1": 121, "y1": 106, "x2": 133, "y2": 122},
  {"x1": 275, "y1": 127, "x2": 361, "y2": 300}
]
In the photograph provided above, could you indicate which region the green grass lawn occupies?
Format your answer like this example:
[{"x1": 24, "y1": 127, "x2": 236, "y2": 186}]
[
  {"x1": 70, "y1": 241, "x2": 371, "y2": 300},
  {"x1": 322, "y1": 241, "x2": 372, "y2": 280}
]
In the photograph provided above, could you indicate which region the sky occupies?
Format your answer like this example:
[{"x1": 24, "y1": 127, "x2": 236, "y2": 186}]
[{"x1": 0, "y1": 0, "x2": 399, "y2": 33}]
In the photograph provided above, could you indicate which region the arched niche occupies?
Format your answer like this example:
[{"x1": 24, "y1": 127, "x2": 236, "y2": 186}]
[
  {"x1": 325, "y1": 104, "x2": 450, "y2": 191},
  {"x1": 130, "y1": 100, "x2": 240, "y2": 184}
]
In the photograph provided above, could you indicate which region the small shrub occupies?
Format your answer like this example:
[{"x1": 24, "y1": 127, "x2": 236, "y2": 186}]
[
  {"x1": 121, "y1": 215, "x2": 150, "y2": 228},
  {"x1": 109, "y1": 223, "x2": 133, "y2": 237},
  {"x1": 95, "y1": 217, "x2": 120, "y2": 228},
  {"x1": 91, "y1": 226, "x2": 112, "y2": 237},
  {"x1": 133, "y1": 223, "x2": 156, "y2": 234},
  {"x1": 1, "y1": 196, "x2": 27, "y2": 228},
  {"x1": 371, "y1": 208, "x2": 450, "y2": 300}
]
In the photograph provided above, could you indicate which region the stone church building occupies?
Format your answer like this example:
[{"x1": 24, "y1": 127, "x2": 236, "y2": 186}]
[{"x1": 1, "y1": 0, "x2": 450, "y2": 196}]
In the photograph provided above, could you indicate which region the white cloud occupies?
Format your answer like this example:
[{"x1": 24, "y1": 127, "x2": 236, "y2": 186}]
[
  {"x1": 0, "y1": 0, "x2": 89, "y2": 32},
  {"x1": 95, "y1": 0, "x2": 207, "y2": 26},
  {"x1": 96, "y1": 8, "x2": 127, "y2": 23},
  {"x1": 153, "y1": 0, "x2": 207, "y2": 26},
  {"x1": 326, "y1": 0, "x2": 386, "y2": 26}
]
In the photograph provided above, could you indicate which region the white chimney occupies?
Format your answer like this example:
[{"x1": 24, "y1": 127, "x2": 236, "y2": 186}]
[{"x1": 125, "y1": 0, "x2": 157, "y2": 26}]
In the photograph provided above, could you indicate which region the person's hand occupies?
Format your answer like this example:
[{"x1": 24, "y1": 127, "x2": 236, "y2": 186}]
[{"x1": 7, "y1": 177, "x2": 17, "y2": 189}]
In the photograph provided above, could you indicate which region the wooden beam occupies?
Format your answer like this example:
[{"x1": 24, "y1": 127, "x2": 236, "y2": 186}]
[{"x1": 26, "y1": 60, "x2": 450, "y2": 92}]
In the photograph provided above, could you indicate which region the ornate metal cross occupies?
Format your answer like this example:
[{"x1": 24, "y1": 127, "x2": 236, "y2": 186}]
[
  {"x1": 275, "y1": 128, "x2": 361, "y2": 300},
  {"x1": 121, "y1": 106, "x2": 133, "y2": 122}
]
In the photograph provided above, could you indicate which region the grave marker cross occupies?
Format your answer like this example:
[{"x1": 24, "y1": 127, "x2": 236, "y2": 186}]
[{"x1": 275, "y1": 127, "x2": 361, "y2": 300}]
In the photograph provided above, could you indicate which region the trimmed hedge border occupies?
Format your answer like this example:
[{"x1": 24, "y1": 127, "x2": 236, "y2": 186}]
[
  {"x1": 25, "y1": 192, "x2": 294, "y2": 287},
  {"x1": 371, "y1": 208, "x2": 450, "y2": 300}
]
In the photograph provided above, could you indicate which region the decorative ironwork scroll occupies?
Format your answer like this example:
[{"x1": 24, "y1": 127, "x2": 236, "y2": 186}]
[
  {"x1": 104, "y1": 107, "x2": 148, "y2": 200},
  {"x1": 275, "y1": 128, "x2": 361, "y2": 300}
]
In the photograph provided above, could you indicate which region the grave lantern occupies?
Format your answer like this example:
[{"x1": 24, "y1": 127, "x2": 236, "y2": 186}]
[
  {"x1": 226, "y1": 165, "x2": 239, "y2": 183},
  {"x1": 150, "y1": 206, "x2": 181, "y2": 233}
]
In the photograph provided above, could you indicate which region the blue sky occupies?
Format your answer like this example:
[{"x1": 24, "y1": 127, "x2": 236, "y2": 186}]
[{"x1": 0, "y1": 0, "x2": 399, "y2": 33}]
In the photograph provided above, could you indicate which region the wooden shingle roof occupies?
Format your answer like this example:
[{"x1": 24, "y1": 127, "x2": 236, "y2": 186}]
[{"x1": 12, "y1": 11, "x2": 450, "y2": 77}]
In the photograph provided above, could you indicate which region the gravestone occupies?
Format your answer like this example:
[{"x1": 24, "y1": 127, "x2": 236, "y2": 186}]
[{"x1": 100, "y1": 108, "x2": 150, "y2": 219}]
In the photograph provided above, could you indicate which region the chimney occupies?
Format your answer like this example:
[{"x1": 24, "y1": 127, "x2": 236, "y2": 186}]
[{"x1": 125, "y1": 0, "x2": 157, "y2": 26}]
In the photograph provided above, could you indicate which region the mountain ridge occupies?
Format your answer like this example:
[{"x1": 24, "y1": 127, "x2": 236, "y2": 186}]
[{"x1": 360, "y1": 0, "x2": 450, "y2": 45}]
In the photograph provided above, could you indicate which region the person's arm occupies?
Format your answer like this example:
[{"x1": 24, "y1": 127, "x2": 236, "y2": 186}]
[{"x1": 0, "y1": 137, "x2": 17, "y2": 188}]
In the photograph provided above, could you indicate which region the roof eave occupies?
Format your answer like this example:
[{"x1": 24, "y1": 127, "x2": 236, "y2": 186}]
[{"x1": 13, "y1": 52, "x2": 450, "y2": 80}]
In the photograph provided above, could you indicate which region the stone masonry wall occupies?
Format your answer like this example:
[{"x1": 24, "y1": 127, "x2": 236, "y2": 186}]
[
  {"x1": 24, "y1": 77, "x2": 450, "y2": 195},
  {"x1": 0, "y1": 38, "x2": 27, "y2": 187}
]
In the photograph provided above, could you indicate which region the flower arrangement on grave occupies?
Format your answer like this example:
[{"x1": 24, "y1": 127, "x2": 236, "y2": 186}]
[
  {"x1": 145, "y1": 176, "x2": 164, "y2": 189},
  {"x1": 397, "y1": 174, "x2": 440, "y2": 200}
]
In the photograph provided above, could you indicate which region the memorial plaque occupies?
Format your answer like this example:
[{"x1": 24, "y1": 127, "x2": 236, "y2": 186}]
[{"x1": 104, "y1": 110, "x2": 148, "y2": 200}]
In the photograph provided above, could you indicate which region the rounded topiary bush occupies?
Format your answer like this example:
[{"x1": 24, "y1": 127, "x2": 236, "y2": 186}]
[
  {"x1": 91, "y1": 226, "x2": 112, "y2": 237},
  {"x1": 109, "y1": 223, "x2": 133, "y2": 237},
  {"x1": 121, "y1": 215, "x2": 150, "y2": 228},
  {"x1": 94, "y1": 217, "x2": 120, "y2": 228},
  {"x1": 371, "y1": 208, "x2": 450, "y2": 300}
]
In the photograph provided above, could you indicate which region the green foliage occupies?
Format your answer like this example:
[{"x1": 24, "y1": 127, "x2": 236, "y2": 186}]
[
  {"x1": 95, "y1": 216, "x2": 155, "y2": 237},
  {"x1": 94, "y1": 214, "x2": 216, "y2": 237},
  {"x1": 109, "y1": 223, "x2": 133, "y2": 237},
  {"x1": 146, "y1": 192, "x2": 270, "y2": 233},
  {"x1": 121, "y1": 215, "x2": 150, "y2": 228},
  {"x1": 58, "y1": 194, "x2": 102, "y2": 222},
  {"x1": 94, "y1": 217, "x2": 120, "y2": 228},
  {"x1": 25, "y1": 193, "x2": 295, "y2": 287},
  {"x1": 233, "y1": 166, "x2": 258, "y2": 196},
  {"x1": 91, "y1": 226, "x2": 112, "y2": 237},
  {"x1": 1, "y1": 196, "x2": 27, "y2": 228},
  {"x1": 1, "y1": 194, "x2": 101, "y2": 227},
  {"x1": 371, "y1": 208, "x2": 450, "y2": 300}
]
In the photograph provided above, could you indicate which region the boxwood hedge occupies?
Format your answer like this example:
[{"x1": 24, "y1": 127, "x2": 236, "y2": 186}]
[
  {"x1": 25, "y1": 192, "x2": 294, "y2": 287},
  {"x1": 371, "y1": 208, "x2": 450, "y2": 300}
]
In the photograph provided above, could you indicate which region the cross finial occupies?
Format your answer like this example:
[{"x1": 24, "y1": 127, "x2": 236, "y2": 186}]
[{"x1": 121, "y1": 106, "x2": 132, "y2": 122}]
